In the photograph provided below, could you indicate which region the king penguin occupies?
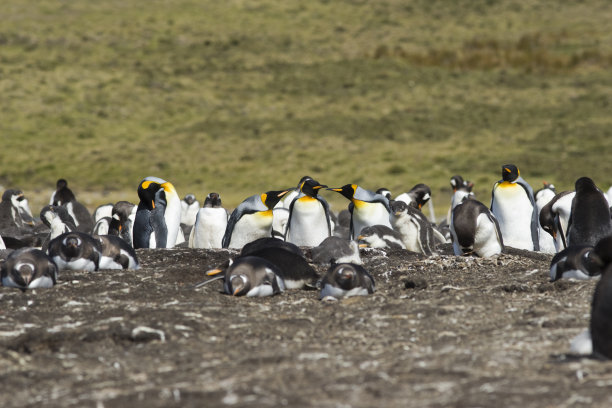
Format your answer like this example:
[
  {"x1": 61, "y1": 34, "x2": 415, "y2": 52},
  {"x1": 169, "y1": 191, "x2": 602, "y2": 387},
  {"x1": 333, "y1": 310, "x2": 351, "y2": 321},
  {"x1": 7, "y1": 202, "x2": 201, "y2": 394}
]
[
  {"x1": 222, "y1": 189, "x2": 289, "y2": 249},
  {"x1": 327, "y1": 184, "x2": 392, "y2": 240},
  {"x1": 490, "y1": 164, "x2": 539, "y2": 251},
  {"x1": 189, "y1": 192, "x2": 228, "y2": 249},
  {"x1": 133, "y1": 177, "x2": 182, "y2": 249},
  {"x1": 566, "y1": 177, "x2": 612, "y2": 248},
  {"x1": 286, "y1": 178, "x2": 332, "y2": 247},
  {"x1": 451, "y1": 197, "x2": 504, "y2": 257},
  {"x1": 1, "y1": 248, "x2": 58, "y2": 290}
]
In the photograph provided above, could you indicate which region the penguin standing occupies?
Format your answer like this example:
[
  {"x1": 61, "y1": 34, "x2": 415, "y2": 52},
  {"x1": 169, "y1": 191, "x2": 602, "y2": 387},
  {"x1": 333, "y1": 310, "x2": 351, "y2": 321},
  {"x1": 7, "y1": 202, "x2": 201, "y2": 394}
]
[
  {"x1": 534, "y1": 182, "x2": 557, "y2": 254},
  {"x1": 222, "y1": 190, "x2": 289, "y2": 249},
  {"x1": 0, "y1": 189, "x2": 36, "y2": 238},
  {"x1": 180, "y1": 194, "x2": 200, "y2": 237},
  {"x1": 539, "y1": 190, "x2": 575, "y2": 252},
  {"x1": 40, "y1": 205, "x2": 78, "y2": 250},
  {"x1": 390, "y1": 200, "x2": 438, "y2": 255},
  {"x1": 450, "y1": 197, "x2": 504, "y2": 257},
  {"x1": 49, "y1": 179, "x2": 93, "y2": 233},
  {"x1": 108, "y1": 201, "x2": 136, "y2": 247},
  {"x1": 133, "y1": 177, "x2": 182, "y2": 249},
  {"x1": 1, "y1": 248, "x2": 58, "y2": 290},
  {"x1": 566, "y1": 177, "x2": 612, "y2": 248},
  {"x1": 286, "y1": 178, "x2": 332, "y2": 247},
  {"x1": 189, "y1": 192, "x2": 228, "y2": 249},
  {"x1": 490, "y1": 164, "x2": 539, "y2": 251},
  {"x1": 47, "y1": 231, "x2": 102, "y2": 272},
  {"x1": 446, "y1": 175, "x2": 474, "y2": 225},
  {"x1": 319, "y1": 262, "x2": 375, "y2": 300},
  {"x1": 395, "y1": 183, "x2": 432, "y2": 211},
  {"x1": 327, "y1": 184, "x2": 391, "y2": 240}
]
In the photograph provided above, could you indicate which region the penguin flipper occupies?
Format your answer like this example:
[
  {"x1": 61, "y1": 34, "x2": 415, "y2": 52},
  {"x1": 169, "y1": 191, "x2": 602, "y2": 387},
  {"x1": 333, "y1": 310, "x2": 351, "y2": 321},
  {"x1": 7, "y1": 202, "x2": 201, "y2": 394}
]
[
  {"x1": 285, "y1": 196, "x2": 299, "y2": 238},
  {"x1": 222, "y1": 208, "x2": 242, "y2": 249},
  {"x1": 348, "y1": 202, "x2": 355, "y2": 240},
  {"x1": 487, "y1": 212, "x2": 505, "y2": 250},
  {"x1": 318, "y1": 197, "x2": 333, "y2": 237},
  {"x1": 517, "y1": 179, "x2": 540, "y2": 251}
]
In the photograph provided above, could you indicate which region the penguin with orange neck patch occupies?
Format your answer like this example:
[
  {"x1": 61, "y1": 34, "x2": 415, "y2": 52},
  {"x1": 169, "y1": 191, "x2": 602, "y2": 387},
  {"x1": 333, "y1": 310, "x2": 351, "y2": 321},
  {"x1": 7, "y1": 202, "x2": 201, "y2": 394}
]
[
  {"x1": 222, "y1": 190, "x2": 289, "y2": 249},
  {"x1": 286, "y1": 178, "x2": 332, "y2": 247},
  {"x1": 490, "y1": 164, "x2": 539, "y2": 251}
]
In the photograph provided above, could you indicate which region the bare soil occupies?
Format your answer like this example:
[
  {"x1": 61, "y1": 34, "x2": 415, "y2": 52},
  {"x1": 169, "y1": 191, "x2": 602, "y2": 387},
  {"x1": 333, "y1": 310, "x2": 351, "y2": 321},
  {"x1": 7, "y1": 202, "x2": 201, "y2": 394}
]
[{"x1": 1, "y1": 245, "x2": 611, "y2": 408}]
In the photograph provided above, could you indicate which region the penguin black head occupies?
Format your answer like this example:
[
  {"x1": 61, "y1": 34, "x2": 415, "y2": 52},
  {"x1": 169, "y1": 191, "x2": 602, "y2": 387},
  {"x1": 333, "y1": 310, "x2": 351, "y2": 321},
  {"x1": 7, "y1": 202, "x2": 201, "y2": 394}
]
[
  {"x1": 138, "y1": 178, "x2": 167, "y2": 211},
  {"x1": 2, "y1": 189, "x2": 23, "y2": 203},
  {"x1": 40, "y1": 204, "x2": 76, "y2": 229},
  {"x1": 183, "y1": 194, "x2": 197, "y2": 206},
  {"x1": 408, "y1": 183, "x2": 432, "y2": 209},
  {"x1": 501, "y1": 164, "x2": 519, "y2": 182},
  {"x1": 390, "y1": 199, "x2": 409, "y2": 215},
  {"x1": 297, "y1": 175, "x2": 313, "y2": 187},
  {"x1": 575, "y1": 177, "x2": 599, "y2": 194},
  {"x1": 63, "y1": 234, "x2": 84, "y2": 258},
  {"x1": 376, "y1": 188, "x2": 392, "y2": 200},
  {"x1": 204, "y1": 192, "x2": 222, "y2": 208},
  {"x1": 328, "y1": 184, "x2": 357, "y2": 200},
  {"x1": 53, "y1": 178, "x2": 76, "y2": 205},
  {"x1": 300, "y1": 179, "x2": 327, "y2": 198},
  {"x1": 261, "y1": 190, "x2": 289, "y2": 209},
  {"x1": 594, "y1": 236, "x2": 612, "y2": 268},
  {"x1": 450, "y1": 175, "x2": 464, "y2": 191}
]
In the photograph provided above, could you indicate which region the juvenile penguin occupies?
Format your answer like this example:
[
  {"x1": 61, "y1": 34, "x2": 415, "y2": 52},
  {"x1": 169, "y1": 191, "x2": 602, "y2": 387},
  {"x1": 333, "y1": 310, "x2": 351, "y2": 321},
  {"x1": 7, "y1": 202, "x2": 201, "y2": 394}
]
[
  {"x1": 311, "y1": 236, "x2": 362, "y2": 265},
  {"x1": 108, "y1": 201, "x2": 136, "y2": 247},
  {"x1": 1, "y1": 248, "x2": 58, "y2": 290},
  {"x1": 189, "y1": 192, "x2": 228, "y2": 249},
  {"x1": 549, "y1": 245, "x2": 602, "y2": 282},
  {"x1": 180, "y1": 193, "x2": 200, "y2": 237},
  {"x1": 95, "y1": 235, "x2": 140, "y2": 270},
  {"x1": 357, "y1": 225, "x2": 406, "y2": 250},
  {"x1": 490, "y1": 164, "x2": 539, "y2": 251},
  {"x1": 328, "y1": 184, "x2": 391, "y2": 239},
  {"x1": 319, "y1": 262, "x2": 375, "y2": 299},
  {"x1": 390, "y1": 200, "x2": 438, "y2": 255},
  {"x1": 47, "y1": 231, "x2": 101, "y2": 271},
  {"x1": 451, "y1": 197, "x2": 504, "y2": 257},
  {"x1": 286, "y1": 178, "x2": 332, "y2": 247},
  {"x1": 133, "y1": 177, "x2": 182, "y2": 249},
  {"x1": 222, "y1": 189, "x2": 289, "y2": 249},
  {"x1": 539, "y1": 190, "x2": 575, "y2": 252},
  {"x1": 206, "y1": 256, "x2": 285, "y2": 297},
  {"x1": 566, "y1": 177, "x2": 612, "y2": 248}
]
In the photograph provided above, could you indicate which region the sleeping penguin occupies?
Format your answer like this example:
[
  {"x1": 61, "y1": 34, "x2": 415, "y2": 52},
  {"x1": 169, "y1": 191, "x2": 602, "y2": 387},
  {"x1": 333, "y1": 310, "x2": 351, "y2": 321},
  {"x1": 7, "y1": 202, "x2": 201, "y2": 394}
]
[
  {"x1": 1, "y1": 248, "x2": 58, "y2": 290},
  {"x1": 47, "y1": 231, "x2": 102, "y2": 272},
  {"x1": 319, "y1": 262, "x2": 375, "y2": 300},
  {"x1": 133, "y1": 177, "x2": 182, "y2": 249}
]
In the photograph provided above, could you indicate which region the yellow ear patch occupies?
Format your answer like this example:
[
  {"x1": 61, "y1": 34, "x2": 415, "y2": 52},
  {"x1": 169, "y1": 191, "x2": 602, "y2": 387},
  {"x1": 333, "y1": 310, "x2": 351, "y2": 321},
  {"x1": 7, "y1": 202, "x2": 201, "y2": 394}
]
[
  {"x1": 161, "y1": 182, "x2": 176, "y2": 194},
  {"x1": 141, "y1": 180, "x2": 155, "y2": 189},
  {"x1": 260, "y1": 193, "x2": 268, "y2": 203}
]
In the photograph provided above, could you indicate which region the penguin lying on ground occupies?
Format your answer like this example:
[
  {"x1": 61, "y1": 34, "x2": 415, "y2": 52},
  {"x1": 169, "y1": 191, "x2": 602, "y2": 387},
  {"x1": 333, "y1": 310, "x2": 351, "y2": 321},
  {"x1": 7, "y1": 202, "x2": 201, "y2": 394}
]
[
  {"x1": 1, "y1": 248, "x2": 58, "y2": 290},
  {"x1": 47, "y1": 231, "x2": 101, "y2": 272},
  {"x1": 566, "y1": 177, "x2": 612, "y2": 248},
  {"x1": 450, "y1": 197, "x2": 504, "y2": 258},
  {"x1": 95, "y1": 235, "x2": 140, "y2": 270},
  {"x1": 357, "y1": 225, "x2": 406, "y2": 250},
  {"x1": 549, "y1": 245, "x2": 602, "y2": 282},
  {"x1": 189, "y1": 193, "x2": 228, "y2": 249},
  {"x1": 311, "y1": 236, "x2": 362, "y2": 265},
  {"x1": 286, "y1": 178, "x2": 332, "y2": 247},
  {"x1": 0, "y1": 189, "x2": 36, "y2": 237},
  {"x1": 203, "y1": 257, "x2": 286, "y2": 297},
  {"x1": 319, "y1": 262, "x2": 375, "y2": 300}
]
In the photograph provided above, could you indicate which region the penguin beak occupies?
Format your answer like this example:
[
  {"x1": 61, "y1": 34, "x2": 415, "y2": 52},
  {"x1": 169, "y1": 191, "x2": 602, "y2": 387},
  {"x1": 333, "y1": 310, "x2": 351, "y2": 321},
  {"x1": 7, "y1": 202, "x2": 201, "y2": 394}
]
[
  {"x1": 277, "y1": 190, "x2": 289, "y2": 198},
  {"x1": 504, "y1": 167, "x2": 511, "y2": 173},
  {"x1": 233, "y1": 287, "x2": 241, "y2": 296},
  {"x1": 151, "y1": 200, "x2": 155, "y2": 209},
  {"x1": 206, "y1": 268, "x2": 223, "y2": 276},
  {"x1": 314, "y1": 185, "x2": 327, "y2": 190},
  {"x1": 327, "y1": 188, "x2": 342, "y2": 192}
]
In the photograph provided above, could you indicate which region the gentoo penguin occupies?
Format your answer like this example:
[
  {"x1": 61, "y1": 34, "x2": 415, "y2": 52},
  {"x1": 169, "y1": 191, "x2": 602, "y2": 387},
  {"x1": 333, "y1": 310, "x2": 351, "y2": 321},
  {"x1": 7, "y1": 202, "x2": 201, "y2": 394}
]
[
  {"x1": 589, "y1": 236, "x2": 612, "y2": 359},
  {"x1": 490, "y1": 164, "x2": 539, "y2": 251},
  {"x1": 221, "y1": 189, "x2": 289, "y2": 249},
  {"x1": 47, "y1": 231, "x2": 101, "y2": 271},
  {"x1": 539, "y1": 190, "x2": 575, "y2": 252},
  {"x1": 206, "y1": 256, "x2": 285, "y2": 297},
  {"x1": 49, "y1": 179, "x2": 93, "y2": 233},
  {"x1": 188, "y1": 192, "x2": 228, "y2": 249},
  {"x1": 376, "y1": 188, "x2": 392, "y2": 201},
  {"x1": 327, "y1": 184, "x2": 391, "y2": 239},
  {"x1": 357, "y1": 225, "x2": 406, "y2": 250},
  {"x1": 92, "y1": 216, "x2": 111, "y2": 236},
  {"x1": 108, "y1": 201, "x2": 136, "y2": 247},
  {"x1": 446, "y1": 175, "x2": 474, "y2": 225},
  {"x1": 534, "y1": 182, "x2": 557, "y2": 254},
  {"x1": 390, "y1": 200, "x2": 438, "y2": 255},
  {"x1": 311, "y1": 236, "x2": 362, "y2": 265},
  {"x1": 566, "y1": 177, "x2": 612, "y2": 248},
  {"x1": 133, "y1": 176, "x2": 182, "y2": 249},
  {"x1": 40, "y1": 205, "x2": 78, "y2": 250},
  {"x1": 93, "y1": 203, "x2": 114, "y2": 223},
  {"x1": 450, "y1": 197, "x2": 504, "y2": 257},
  {"x1": 286, "y1": 178, "x2": 332, "y2": 247},
  {"x1": 1, "y1": 248, "x2": 58, "y2": 290},
  {"x1": 549, "y1": 245, "x2": 602, "y2": 282},
  {"x1": 395, "y1": 183, "x2": 432, "y2": 211},
  {"x1": 319, "y1": 262, "x2": 375, "y2": 299},
  {"x1": 50, "y1": 179, "x2": 74, "y2": 205},
  {"x1": 0, "y1": 189, "x2": 36, "y2": 237},
  {"x1": 180, "y1": 193, "x2": 200, "y2": 237},
  {"x1": 95, "y1": 235, "x2": 140, "y2": 270}
]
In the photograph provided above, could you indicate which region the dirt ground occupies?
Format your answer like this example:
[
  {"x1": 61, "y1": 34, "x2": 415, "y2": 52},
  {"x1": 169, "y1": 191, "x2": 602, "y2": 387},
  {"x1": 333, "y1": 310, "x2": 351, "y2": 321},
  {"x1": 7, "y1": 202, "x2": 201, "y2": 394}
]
[{"x1": 1, "y1": 244, "x2": 612, "y2": 408}]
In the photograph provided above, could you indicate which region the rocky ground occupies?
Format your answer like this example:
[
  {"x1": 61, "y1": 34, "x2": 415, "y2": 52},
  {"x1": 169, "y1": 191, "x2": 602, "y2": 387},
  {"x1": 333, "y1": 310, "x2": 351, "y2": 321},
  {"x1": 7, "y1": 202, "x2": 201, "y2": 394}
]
[{"x1": 1, "y1": 245, "x2": 611, "y2": 408}]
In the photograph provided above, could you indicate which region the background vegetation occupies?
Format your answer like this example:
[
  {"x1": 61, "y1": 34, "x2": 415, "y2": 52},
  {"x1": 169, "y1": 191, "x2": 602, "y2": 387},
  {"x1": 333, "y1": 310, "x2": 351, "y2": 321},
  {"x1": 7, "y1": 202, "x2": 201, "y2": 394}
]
[{"x1": 1, "y1": 0, "x2": 611, "y2": 216}]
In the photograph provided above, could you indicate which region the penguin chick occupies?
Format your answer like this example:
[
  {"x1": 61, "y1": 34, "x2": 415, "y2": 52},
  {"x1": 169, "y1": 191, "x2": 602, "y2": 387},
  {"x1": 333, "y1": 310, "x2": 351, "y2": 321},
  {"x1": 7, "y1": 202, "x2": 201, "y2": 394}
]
[
  {"x1": 357, "y1": 225, "x2": 406, "y2": 250},
  {"x1": 189, "y1": 192, "x2": 228, "y2": 249},
  {"x1": 1, "y1": 248, "x2": 58, "y2": 290},
  {"x1": 207, "y1": 256, "x2": 285, "y2": 297},
  {"x1": 566, "y1": 177, "x2": 612, "y2": 248},
  {"x1": 450, "y1": 197, "x2": 504, "y2": 258},
  {"x1": 311, "y1": 236, "x2": 362, "y2": 265},
  {"x1": 549, "y1": 245, "x2": 602, "y2": 282},
  {"x1": 390, "y1": 200, "x2": 438, "y2": 255},
  {"x1": 47, "y1": 231, "x2": 101, "y2": 271},
  {"x1": 95, "y1": 235, "x2": 140, "y2": 270},
  {"x1": 319, "y1": 263, "x2": 375, "y2": 299}
]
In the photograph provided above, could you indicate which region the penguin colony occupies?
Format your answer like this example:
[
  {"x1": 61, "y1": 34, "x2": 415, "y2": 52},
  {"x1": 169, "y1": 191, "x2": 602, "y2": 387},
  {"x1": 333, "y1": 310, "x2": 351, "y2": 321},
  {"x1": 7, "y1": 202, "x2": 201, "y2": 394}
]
[{"x1": 2, "y1": 166, "x2": 612, "y2": 359}]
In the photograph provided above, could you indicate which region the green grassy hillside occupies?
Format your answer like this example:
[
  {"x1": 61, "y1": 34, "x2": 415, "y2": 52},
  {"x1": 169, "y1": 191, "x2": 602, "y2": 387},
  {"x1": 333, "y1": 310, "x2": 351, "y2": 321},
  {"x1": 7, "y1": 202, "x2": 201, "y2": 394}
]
[{"x1": 1, "y1": 0, "x2": 611, "y2": 214}]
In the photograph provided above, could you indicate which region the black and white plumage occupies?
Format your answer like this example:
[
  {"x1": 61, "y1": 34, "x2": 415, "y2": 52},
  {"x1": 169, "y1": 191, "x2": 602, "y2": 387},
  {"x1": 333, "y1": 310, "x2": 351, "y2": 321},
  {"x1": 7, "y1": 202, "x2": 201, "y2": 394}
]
[
  {"x1": 490, "y1": 164, "x2": 540, "y2": 251},
  {"x1": 539, "y1": 190, "x2": 575, "y2": 252},
  {"x1": 446, "y1": 175, "x2": 474, "y2": 225},
  {"x1": 566, "y1": 177, "x2": 612, "y2": 248},
  {"x1": 40, "y1": 205, "x2": 78, "y2": 250},
  {"x1": 207, "y1": 256, "x2": 285, "y2": 297},
  {"x1": 319, "y1": 263, "x2": 375, "y2": 300},
  {"x1": 0, "y1": 189, "x2": 36, "y2": 238},
  {"x1": 93, "y1": 203, "x2": 114, "y2": 223},
  {"x1": 180, "y1": 194, "x2": 200, "y2": 227},
  {"x1": 92, "y1": 217, "x2": 111, "y2": 236},
  {"x1": 395, "y1": 183, "x2": 432, "y2": 210},
  {"x1": 49, "y1": 179, "x2": 93, "y2": 233},
  {"x1": 189, "y1": 192, "x2": 228, "y2": 249},
  {"x1": 286, "y1": 178, "x2": 332, "y2": 247},
  {"x1": 534, "y1": 182, "x2": 557, "y2": 254},
  {"x1": 1, "y1": 248, "x2": 58, "y2": 290},
  {"x1": 133, "y1": 177, "x2": 182, "y2": 249},
  {"x1": 222, "y1": 189, "x2": 289, "y2": 249},
  {"x1": 108, "y1": 201, "x2": 136, "y2": 247},
  {"x1": 390, "y1": 200, "x2": 438, "y2": 255},
  {"x1": 589, "y1": 236, "x2": 612, "y2": 360},
  {"x1": 549, "y1": 245, "x2": 602, "y2": 282},
  {"x1": 311, "y1": 236, "x2": 362, "y2": 265},
  {"x1": 450, "y1": 197, "x2": 503, "y2": 257},
  {"x1": 47, "y1": 231, "x2": 101, "y2": 272},
  {"x1": 357, "y1": 225, "x2": 406, "y2": 250},
  {"x1": 328, "y1": 184, "x2": 391, "y2": 240},
  {"x1": 95, "y1": 235, "x2": 140, "y2": 270}
]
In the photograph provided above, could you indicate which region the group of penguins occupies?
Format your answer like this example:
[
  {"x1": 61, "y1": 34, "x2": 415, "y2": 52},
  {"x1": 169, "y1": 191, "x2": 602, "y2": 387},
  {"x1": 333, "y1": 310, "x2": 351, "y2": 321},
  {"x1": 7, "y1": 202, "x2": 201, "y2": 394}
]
[{"x1": 2, "y1": 165, "x2": 612, "y2": 359}]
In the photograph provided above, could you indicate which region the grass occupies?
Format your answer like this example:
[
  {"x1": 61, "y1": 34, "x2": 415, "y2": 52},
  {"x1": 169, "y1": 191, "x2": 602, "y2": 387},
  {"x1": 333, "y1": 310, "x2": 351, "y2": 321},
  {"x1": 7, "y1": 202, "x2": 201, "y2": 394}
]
[{"x1": 1, "y1": 0, "x2": 611, "y2": 215}]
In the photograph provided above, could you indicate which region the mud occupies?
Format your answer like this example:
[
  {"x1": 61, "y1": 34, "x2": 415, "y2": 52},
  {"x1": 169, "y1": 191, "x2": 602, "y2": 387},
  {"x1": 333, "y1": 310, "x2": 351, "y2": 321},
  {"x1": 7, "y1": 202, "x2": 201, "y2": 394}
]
[{"x1": 1, "y1": 246, "x2": 611, "y2": 408}]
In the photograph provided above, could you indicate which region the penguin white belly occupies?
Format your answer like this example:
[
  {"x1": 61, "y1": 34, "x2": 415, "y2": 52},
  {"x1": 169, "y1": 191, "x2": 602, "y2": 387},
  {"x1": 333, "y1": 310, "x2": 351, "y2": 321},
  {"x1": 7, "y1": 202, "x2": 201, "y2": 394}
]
[
  {"x1": 164, "y1": 195, "x2": 182, "y2": 248},
  {"x1": 190, "y1": 208, "x2": 228, "y2": 249},
  {"x1": 228, "y1": 211, "x2": 274, "y2": 249},
  {"x1": 392, "y1": 218, "x2": 421, "y2": 253},
  {"x1": 52, "y1": 256, "x2": 96, "y2": 272},
  {"x1": 492, "y1": 185, "x2": 534, "y2": 250},
  {"x1": 352, "y1": 201, "x2": 391, "y2": 237},
  {"x1": 320, "y1": 283, "x2": 369, "y2": 299},
  {"x1": 287, "y1": 199, "x2": 329, "y2": 247},
  {"x1": 474, "y1": 213, "x2": 503, "y2": 257}
]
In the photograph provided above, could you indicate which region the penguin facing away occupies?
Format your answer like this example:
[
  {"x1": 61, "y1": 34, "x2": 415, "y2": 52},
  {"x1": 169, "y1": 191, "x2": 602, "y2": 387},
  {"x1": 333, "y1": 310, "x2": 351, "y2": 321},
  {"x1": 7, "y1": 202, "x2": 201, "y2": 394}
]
[
  {"x1": 189, "y1": 192, "x2": 228, "y2": 249},
  {"x1": 47, "y1": 231, "x2": 102, "y2": 272},
  {"x1": 1, "y1": 248, "x2": 58, "y2": 290},
  {"x1": 133, "y1": 177, "x2": 182, "y2": 249},
  {"x1": 566, "y1": 177, "x2": 612, "y2": 248},
  {"x1": 319, "y1": 262, "x2": 375, "y2": 300},
  {"x1": 490, "y1": 164, "x2": 539, "y2": 251},
  {"x1": 222, "y1": 190, "x2": 289, "y2": 249},
  {"x1": 311, "y1": 236, "x2": 362, "y2": 265},
  {"x1": 451, "y1": 197, "x2": 504, "y2": 258},
  {"x1": 286, "y1": 178, "x2": 332, "y2": 247}
]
